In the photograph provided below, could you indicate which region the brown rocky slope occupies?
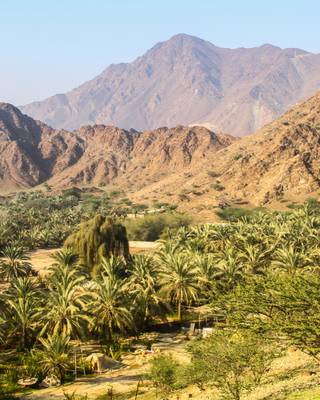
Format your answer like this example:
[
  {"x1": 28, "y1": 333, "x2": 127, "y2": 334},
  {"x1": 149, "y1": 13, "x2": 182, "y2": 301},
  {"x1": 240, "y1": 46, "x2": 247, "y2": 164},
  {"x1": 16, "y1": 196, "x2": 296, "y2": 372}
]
[
  {"x1": 0, "y1": 103, "x2": 84, "y2": 191},
  {"x1": 2, "y1": 93, "x2": 320, "y2": 210},
  {"x1": 129, "y1": 91, "x2": 320, "y2": 209},
  {"x1": 0, "y1": 103, "x2": 234, "y2": 192}
]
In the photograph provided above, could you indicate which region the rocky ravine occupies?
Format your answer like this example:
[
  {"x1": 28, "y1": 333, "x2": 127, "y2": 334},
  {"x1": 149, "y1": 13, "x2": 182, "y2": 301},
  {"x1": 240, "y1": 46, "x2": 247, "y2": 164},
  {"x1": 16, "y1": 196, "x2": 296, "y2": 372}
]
[{"x1": 21, "y1": 34, "x2": 320, "y2": 137}]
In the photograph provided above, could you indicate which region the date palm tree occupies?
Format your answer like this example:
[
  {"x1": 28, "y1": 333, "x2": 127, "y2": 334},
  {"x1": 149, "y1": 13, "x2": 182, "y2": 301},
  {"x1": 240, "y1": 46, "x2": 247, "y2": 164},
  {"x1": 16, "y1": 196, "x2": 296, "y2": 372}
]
[
  {"x1": 97, "y1": 255, "x2": 126, "y2": 279},
  {"x1": 39, "y1": 265, "x2": 91, "y2": 337},
  {"x1": 3, "y1": 276, "x2": 40, "y2": 350},
  {"x1": 128, "y1": 255, "x2": 167, "y2": 327},
  {"x1": 90, "y1": 274, "x2": 132, "y2": 342},
  {"x1": 51, "y1": 247, "x2": 79, "y2": 269},
  {"x1": 213, "y1": 247, "x2": 245, "y2": 292},
  {"x1": 239, "y1": 244, "x2": 269, "y2": 275},
  {"x1": 158, "y1": 252, "x2": 199, "y2": 320},
  {"x1": 37, "y1": 334, "x2": 72, "y2": 383},
  {"x1": 0, "y1": 245, "x2": 33, "y2": 281},
  {"x1": 272, "y1": 246, "x2": 309, "y2": 276}
]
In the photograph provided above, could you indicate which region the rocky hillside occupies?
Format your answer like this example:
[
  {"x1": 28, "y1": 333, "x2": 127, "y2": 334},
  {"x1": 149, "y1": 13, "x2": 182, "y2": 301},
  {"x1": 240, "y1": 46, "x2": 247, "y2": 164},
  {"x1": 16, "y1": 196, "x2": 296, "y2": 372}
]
[
  {"x1": 2, "y1": 92, "x2": 320, "y2": 209},
  {"x1": 0, "y1": 103, "x2": 234, "y2": 192},
  {"x1": 130, "y1": 91, "x2": 320, "y2": 209},
  {"x1": 0, "y1": 103, "x2": 84, "y2": 191},
  {"x1": 21, "y1": 34, "x2": 320, "y2": 136},
  {"x1": 48, "y1": 125, "x2": 235, "y2": 189}
]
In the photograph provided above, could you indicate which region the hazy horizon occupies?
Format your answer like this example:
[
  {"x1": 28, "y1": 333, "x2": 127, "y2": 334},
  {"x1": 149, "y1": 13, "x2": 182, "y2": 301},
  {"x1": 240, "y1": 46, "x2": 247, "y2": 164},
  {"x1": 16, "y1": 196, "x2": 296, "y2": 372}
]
[{"x1": 2, "y1": 0, "x2": 320, "y2": 105}]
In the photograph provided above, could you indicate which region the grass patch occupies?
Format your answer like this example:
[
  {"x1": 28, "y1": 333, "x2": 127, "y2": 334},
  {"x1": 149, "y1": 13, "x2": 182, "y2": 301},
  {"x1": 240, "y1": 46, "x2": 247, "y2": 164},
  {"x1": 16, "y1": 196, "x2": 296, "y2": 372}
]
[{"x1": 285, "y1": 386, "x2": 320, "y2": 399}]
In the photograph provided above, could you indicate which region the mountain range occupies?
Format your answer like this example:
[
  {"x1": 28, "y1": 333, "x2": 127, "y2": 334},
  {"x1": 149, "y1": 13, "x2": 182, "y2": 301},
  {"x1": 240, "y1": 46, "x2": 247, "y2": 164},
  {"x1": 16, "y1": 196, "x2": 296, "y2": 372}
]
[
  {"x1": 20, "y1": 34, "x2": 320, "y2": 137},
  {"x1": 1, "y1": 91, "x2": 320, "y2": 212}
]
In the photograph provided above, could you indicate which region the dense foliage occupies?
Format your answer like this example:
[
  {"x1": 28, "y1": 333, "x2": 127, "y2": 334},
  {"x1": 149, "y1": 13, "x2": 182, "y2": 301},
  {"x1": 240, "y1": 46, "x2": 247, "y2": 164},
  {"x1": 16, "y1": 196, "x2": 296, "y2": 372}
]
[
  {"x1": 1, "y1": 197, "x2": 320, "y2": 397},
  {"x1": 0, "y1": 190, "x2": 183, "y2": 251}
]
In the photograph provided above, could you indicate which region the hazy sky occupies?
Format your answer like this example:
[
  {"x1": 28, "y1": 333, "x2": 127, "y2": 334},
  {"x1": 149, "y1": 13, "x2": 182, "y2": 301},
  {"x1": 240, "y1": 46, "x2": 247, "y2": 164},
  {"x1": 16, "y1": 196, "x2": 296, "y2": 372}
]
[{"x1": 2, "y1": 0, "x2": 320, "y2": 105}]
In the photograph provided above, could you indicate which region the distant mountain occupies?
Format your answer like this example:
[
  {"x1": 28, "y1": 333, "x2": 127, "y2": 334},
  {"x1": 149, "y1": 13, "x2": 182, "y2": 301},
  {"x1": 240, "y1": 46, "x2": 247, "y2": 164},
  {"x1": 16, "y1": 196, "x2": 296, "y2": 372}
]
[{"x1": 21, "y1": 34, "x2": 320, "y2": 136}]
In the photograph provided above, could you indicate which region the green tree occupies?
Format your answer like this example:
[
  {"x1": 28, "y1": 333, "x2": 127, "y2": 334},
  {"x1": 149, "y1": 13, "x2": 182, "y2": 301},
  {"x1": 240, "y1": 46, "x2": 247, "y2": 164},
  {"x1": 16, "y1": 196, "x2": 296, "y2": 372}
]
[
  {"x1": 214, "y1": 247, "x2": 244, "y2": 292},
  {"x1": 90, "y1": 274, "x2": 132, "y2": 342},
  {"x1": 37, "y1": 334, "x2": 72, "y2": 383},
  {"x1": 0, "y1": 245, "x2": 33, "y2": 281},
  {"x1": 272, "y1": 245, "x2": 309, "y2": 276},
  {"x1": 39, "y1": 265, "x2": 91, "y2": 337},
  {"x1": 65, "y1": 215, "x2": 129, "y2": 271},
  {"x1": 128, "y1": 255, "x2": 167, "y2": 327},
  {"x1": 3, "y1": 277, "x2": 40, "y2": 350},
  {"x1": 149, "y1": 354, "x2": 181, "y2": 395},
  {"x1": 187, "y1": 330, "x2": 276, "y2": 400},
  {"x1": 158, "y1": 252, "x2": 199, "y2": 320}
]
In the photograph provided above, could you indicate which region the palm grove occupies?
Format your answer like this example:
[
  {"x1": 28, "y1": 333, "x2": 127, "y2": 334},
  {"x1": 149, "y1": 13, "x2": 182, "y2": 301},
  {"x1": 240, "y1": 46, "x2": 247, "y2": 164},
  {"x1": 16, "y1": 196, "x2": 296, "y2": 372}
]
[{"x1": 1, "y1": 191, "x2": 320, "y2": 398}]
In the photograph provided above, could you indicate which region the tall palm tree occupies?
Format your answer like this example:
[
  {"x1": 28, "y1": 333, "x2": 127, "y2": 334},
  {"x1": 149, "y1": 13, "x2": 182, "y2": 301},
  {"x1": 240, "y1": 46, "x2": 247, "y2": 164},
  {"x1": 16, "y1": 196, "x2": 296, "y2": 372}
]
[
  {"x1": 90, "y1": 274, "x2": 132, "y2": 342},
  {"x1": 39, "y1": 266, "x2": 91, "y2": 337},
  {"x1": 0, "y1": 245, "x2": 33, "y2": 281},
  {"x1": 213, "y1": 247, "x2": 244, "y2": 292},
  {"x1": 98, "y1": 255, "x2": 126, "y2": 279},
  {"x1": 3, "y1": 276, "x2": 40, "y2": 350},
  {"x1": 239, "y1": 244, "x2": 269, "y2": 275},
  {"x1": 128, "y1": 255, "x2": 167, "y2": 327},
  {"x1": 158, "y1": 252, "x2": 199, "y2": 320},
  {"x1": 51, "y1": 247, "x2": 79, "y2": 269}
]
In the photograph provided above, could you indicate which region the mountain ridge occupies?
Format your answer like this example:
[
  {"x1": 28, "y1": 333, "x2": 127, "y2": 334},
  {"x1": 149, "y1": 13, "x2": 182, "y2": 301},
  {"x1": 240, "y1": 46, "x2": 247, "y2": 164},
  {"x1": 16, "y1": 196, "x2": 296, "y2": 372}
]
[
  {"x1": 2, "y1": 92, "x2": 320, "y2": 210},
  {"x1": 20, "y1": 33, "x2": 320, "y2": 136}
]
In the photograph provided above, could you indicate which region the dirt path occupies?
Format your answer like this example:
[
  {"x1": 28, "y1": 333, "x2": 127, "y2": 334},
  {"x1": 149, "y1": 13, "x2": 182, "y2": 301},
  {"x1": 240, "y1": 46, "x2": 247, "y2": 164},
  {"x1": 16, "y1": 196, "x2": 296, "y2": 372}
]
[
  {"x1": 22, "y1": 364, "x2": 147, "y2": 399},
  {"x1": 22, "y1": 334, "x2": 188, "y2": 400}
]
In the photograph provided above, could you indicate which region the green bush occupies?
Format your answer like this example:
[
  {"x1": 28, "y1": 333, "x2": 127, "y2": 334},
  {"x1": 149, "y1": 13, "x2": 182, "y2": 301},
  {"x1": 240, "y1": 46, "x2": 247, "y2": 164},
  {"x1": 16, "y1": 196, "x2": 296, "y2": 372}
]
[
  {"x1": 149, "y1": 354, "x2": 181, "y2": 394},
  {"x1": 215, "y1": 207, "x2": 266, "y2": 221},
  {"x1": 211, "y1": 183, "x2": 225, "y2": 191},
  {"x1": 62, "y1": 187, "x2": 81, "y2": 200},
  {"x1": 186, "y1": 330, "x2": 277, "y2": 399},
  {"x1": 125, "y1": 213, "x2": 192, "y2": 241}
]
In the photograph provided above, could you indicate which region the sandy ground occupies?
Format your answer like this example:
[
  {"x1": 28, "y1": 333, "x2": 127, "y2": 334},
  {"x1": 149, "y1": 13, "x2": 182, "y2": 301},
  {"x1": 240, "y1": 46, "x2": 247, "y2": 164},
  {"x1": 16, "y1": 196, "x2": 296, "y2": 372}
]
[
  {"x1": 29, "y1": 241, "x2": 159, "y2": 276},
  {"x1": 20, "y1": 341, "x2": 320, "y2": 400},
  {"x1": 21, "y1": 333, "x2": 189, "y2": 400}
]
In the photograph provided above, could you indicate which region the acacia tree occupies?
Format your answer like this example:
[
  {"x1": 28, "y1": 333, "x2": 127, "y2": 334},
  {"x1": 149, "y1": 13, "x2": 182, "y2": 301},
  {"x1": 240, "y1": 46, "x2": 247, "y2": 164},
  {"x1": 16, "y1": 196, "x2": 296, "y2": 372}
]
[
  {"x1": 224, "y1": 274, "x2": 320, "y2": 362},
  {"x1": 186, "y1": 330, "x2": 277, "y2": 400}
]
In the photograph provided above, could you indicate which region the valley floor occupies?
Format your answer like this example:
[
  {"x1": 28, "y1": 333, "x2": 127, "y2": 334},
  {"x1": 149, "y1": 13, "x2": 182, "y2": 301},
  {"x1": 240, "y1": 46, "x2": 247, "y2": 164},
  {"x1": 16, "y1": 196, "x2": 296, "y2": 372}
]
[{"x1": 20, "y1": 336, "x2": 320, "y2": 400}]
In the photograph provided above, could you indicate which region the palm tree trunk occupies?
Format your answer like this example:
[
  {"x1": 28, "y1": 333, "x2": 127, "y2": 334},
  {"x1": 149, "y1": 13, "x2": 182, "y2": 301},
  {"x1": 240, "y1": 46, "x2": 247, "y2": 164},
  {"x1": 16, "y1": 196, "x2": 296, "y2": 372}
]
[
  {"x1": 177, "y1": 300, "x2": 181, "y2": 321},
  {"x1": 106, "y1": 322, "x2": 113, "y2": 343},
  {"x1": 22, "y1": 325, "x2": 26, "y2": 350}
]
